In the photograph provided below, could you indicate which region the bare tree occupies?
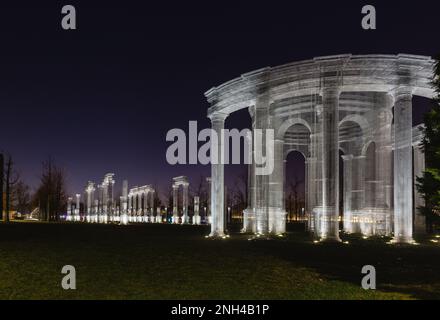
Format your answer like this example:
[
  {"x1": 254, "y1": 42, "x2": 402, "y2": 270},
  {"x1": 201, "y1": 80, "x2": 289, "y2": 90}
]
[
  {"x1": 13, "y1": 180, "x2": 31, "y2": 216},
  {"x1": 4, "y1": 155, "x2": 20, "y2": 222},
  {"x1": 238, "y1": 168, "x2": 248, "y2": 208},
  {"x1": 286, "y1": 175, "x2": 304, "y2": 221},
  {"x1": 193, "y1": 175, "x2": 207, "y2": 209},
  {"x1": 34, "y1": 157, "x2": 68, "y2": 222}
]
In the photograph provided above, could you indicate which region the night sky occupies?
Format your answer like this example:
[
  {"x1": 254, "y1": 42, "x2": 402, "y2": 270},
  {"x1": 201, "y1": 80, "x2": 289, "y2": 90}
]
[{"x1": 0, "y1": 0, "x2": 439, "y2": 199}]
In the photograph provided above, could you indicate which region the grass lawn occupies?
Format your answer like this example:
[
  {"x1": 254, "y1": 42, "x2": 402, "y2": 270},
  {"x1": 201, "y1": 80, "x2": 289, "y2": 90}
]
[{"x1": 0, "y1": 221, "x2": 439, "y2": 300}]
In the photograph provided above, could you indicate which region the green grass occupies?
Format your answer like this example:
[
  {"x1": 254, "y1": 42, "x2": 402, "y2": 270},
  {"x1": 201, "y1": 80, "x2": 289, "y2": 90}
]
[{"x1": 0, "y1": 222, "x2": 439, "y2": 299}]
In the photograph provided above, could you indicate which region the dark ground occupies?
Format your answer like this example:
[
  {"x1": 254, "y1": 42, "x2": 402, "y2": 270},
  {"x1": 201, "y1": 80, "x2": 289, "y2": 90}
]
[{"x1": 0, "y1": 221, "x2": 439, "y2": 299}]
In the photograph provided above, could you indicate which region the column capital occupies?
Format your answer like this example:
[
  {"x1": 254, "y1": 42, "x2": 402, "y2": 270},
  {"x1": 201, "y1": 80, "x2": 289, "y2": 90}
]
[
  {"x1": 208, "y1": 111, "x2": 229, "y2": 123},
  {"x1": 341, "y1": 154, "x2": 354, "y2": 161},
  {"x1": 383, "y1": 92, "x2": 395, "y2": 108},
  {"x1": 390, "y1": 86, "x2": 414, "y2": 98},
  {"x1": 319, "y1": 86, "x2": 341, "y2": 97}
]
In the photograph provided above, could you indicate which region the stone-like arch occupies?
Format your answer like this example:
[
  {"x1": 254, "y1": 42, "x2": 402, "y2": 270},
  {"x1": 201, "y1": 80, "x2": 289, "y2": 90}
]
[
  {"x1": 205, "y1": 54, "x2": 434, "y2": 243},
  {"x1": 339, "y1": 114, "x2": 369, "y2": 135},
  {"x1": 277, "y1": 117, "x2": 312, "y2": 140}
]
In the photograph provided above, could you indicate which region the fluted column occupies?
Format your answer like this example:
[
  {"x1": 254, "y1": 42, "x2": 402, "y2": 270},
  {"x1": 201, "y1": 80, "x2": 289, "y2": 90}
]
[
  {"x1": 206, "y1": 177, "x2": 211, "y2": 224},
  {"x1": 311, "y1": 107, "x2": 323, "y2": 236},
  {"x1": 182, "y1": 183, "x2": 189, "y2": 224},
  {"x1": 342, "y1": 154, "x2": 354, "y2": 233},
  {"x1": 307, "y1": 154, "x2": 317, "y2": 232},
  {"x1": 393, "y1": 87, "x2": 414, "y2": 243},
  {"x1": 254, "y1": 95, "x2": 270, "y2": 235},
  {"x1": 242, "y1": 130, "x2": 256, "y2": 233},
  {"x1": 374, "y1": 94, "x2": 393, "y2": 210},
  {"x1": 172, "y1": 184, "x2": 178, "y2": 224},
  {"x1": 209, "y1": 112, "x2": 228, "y2": 237},
  {"x1": 319, "y1": 87, "x2": 341, "y2": 241},
  {"x1": 268, "y1": 139, "x2": 286, "y2": 234}
]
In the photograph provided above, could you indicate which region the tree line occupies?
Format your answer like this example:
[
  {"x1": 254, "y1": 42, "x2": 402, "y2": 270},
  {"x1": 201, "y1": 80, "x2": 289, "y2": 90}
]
[
  {"x1": 0, "y1": 156, "x2": 68, "y2": 222},
  {"x1": 417, "y1": 54, "x2": 440, "y2": 233}
]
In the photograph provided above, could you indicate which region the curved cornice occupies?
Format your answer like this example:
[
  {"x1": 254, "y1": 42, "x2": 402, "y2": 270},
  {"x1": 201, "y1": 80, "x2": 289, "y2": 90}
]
[{"x1": 206, "y1": 54, "x2": 435, "y2": 117}]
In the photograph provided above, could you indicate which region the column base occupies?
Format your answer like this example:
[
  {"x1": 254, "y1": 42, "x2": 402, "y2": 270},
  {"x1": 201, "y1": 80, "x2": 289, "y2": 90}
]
[
  {"x1": 268, "y1": 207, "x2": 286, "y2": 235},
  {"x1": 193, "y1": 215, "x2": 201, "y2": 225},
  {"x1": 241, "y1": 209, "x2": 256, "y2": 233},
  {"x1": 390, "y1": 236, "x2": 416, "y2": 245},
  {"x1": 208, "y1": 231, "x2": 228, "y2": 239},
  {"x1": 318, "y1": 235, "x2": 342, "y2": 243},
  {"x1": 312, "y1": 206, "x2": 341, "y2": 242}
]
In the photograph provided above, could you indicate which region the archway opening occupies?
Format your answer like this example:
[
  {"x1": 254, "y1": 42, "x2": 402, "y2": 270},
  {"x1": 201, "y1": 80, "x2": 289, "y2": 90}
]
[
  {"x1": 285, "y1": 151, "x2": 306, "y2": 223},
  {"x1": 283, "y1": 122, "x2": 311, "y2": 225},
  {"x1": 339, "y1": 119, "x2": 364, "y2": 227}
]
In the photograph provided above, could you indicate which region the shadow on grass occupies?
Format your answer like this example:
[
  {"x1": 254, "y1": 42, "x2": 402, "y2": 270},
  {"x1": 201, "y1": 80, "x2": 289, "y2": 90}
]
[
  {"x1": 0, "y1": 221, "x2": 439, "y2": 299},
  {"x1": 247, "y1": 223, "x2": 440, "y2": 299}
]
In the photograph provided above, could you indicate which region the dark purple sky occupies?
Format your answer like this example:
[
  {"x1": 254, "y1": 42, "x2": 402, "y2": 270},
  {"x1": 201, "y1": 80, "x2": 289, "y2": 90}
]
[{"x1": 0, "y1": 0, "x2": 439, "y2": 199}]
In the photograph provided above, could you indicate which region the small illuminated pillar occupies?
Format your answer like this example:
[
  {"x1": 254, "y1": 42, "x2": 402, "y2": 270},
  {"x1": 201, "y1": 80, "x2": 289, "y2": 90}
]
[
  {"x1": 150, "y1": 189, "x2": 155, "y2": 223},
  {"x1": 172, "y1": 184, "x2": 179, "y2": 224},
  {"x1": 66, "y1": 197, "x2": 73, "y2": 221},
  {"x1": 120, "y1": 180, "x2": 129, "y2": 225},
  {"x1": 182, "y1": 183, "x2": 189, "y2": 224},
  {"x1": 156, "y1": 207, "x2": 161, "y2": 223},
  {"x1": 75, "y1": 194, "x2": 81, "y2": 222},
  {"x1": 143, "y1": 189, "x2": 149, "y2": 223},
  {"x1": 127, "y1": 193, "x2": 133, "y2": 222},
  {"x1": 193, "y1": 196, "x2": 200, "y2": 225},
  {"x1": 97, "y1": 184, "x2": 103, "y2": 223},
  {"x1": 137, "y1": 191, "x2": 142, "y2": 222},
  {"x1": 93, "y1": 199, "x2": 99, "y2": 223},
  {"x1": 85, "y1": 181, "x2": 95, "y2": 223}
]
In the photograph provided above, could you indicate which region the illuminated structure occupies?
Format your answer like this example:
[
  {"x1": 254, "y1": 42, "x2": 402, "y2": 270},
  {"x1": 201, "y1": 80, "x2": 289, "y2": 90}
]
[
  {"x1": 85, "y1": 181, "x2": 95, "y2": 223},
  {"x1": 205, "y1": 54, "x2": 435, "y2": 243},
  {"x1": 193, "y1": 196, "x2": 201, "y2": 225},
  {"x1": 74, "y1": 194, "x2": 81, "y2": 222},
  {"x1": 66, "y1": 197, "x2": 73, "y2": 221},
  {"x1": 101, "y1": 173, "x2": 115, "y2": 223},
  {"x1": 172, "y1": 176, "x2": 189, "y2": 224},
  {"x1": 120, "y1": 180, "x2": 129, "y2": 225},
  {"x1": 128, "y1": 185, "x2": 155, "y2": 223}
]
